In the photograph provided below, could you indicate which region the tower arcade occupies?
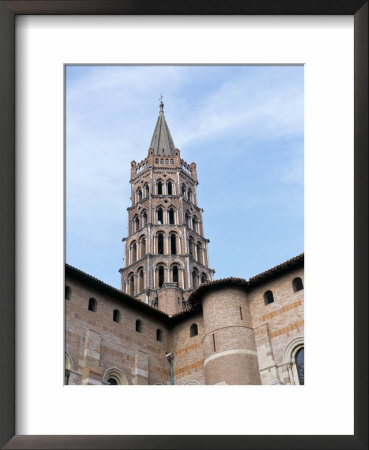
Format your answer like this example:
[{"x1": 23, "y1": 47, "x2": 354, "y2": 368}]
[{"x1": 120, "y1": 101, "x2": 214, "y2": 315}]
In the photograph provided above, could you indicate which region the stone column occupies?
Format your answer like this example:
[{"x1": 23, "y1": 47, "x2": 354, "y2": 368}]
[{"x1": 81, "y1": 329, "x2": 102, "y2": 385}]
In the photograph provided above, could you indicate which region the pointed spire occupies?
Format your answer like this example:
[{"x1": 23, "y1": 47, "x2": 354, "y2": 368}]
[{"x1": 149, "y1": 98, "x2": 175, "y2": 156}]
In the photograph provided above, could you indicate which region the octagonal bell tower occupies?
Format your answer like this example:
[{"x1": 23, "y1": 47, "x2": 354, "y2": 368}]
[{"x1": 120, "y1": 101, "x2": 214, "y2": 315}]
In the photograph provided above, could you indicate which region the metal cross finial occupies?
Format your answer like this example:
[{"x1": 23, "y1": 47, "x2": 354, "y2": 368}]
[{"x1": 159, "y1": 94, "x2": 164, "y2": 102}]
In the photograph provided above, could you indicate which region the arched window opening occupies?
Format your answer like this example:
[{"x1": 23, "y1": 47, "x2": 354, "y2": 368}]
[
  {"x1": 168, "y1": 209, "x2": 175, "y2": 224},
  {"x1": 135, "y1": 319, "x2": 142, "y2": 333},
  {"x1": 264, "y1": 290, "x2": 274, "y2": 305},
  {"x1": 189, "y1": 238, "x2": 194, "y2": 257},
  {"x1": 192, "y1": 270, "x2": 198, "y2": 289},
  {"x1": 141, "y1": 238, "x2": 146, "y2": 257},
  {"x1": 129, "y1": 275, "x2": 135, "y2": 296},
  {"x1": 172, "y1": 266, "x2": 179, "y2": 283},
  {"x1": 158, "y1": 233, "x2": 164, "y2": 255},
  {"x1": 135, "y1": 216, "x2": 140, "y2": 232},
  {"x1": 160, "y1": 158, "x2": 164, "y2": 164},
  {"x1": 185, "y1": 212, "x2": 190, "y2": 227},
  {"x1": 157, "y1": 181, "x2": 163, "y2": 195},
  {"x1": 170, "y1": 233, "x2": 176, "y2": 255},
  {"x1": 157, "y1": 208, "x2": 163, "y2": 224},
  {"x1": 145, "y1": 184, "x2": 150, "y2": 197},
  {"x1": 196, "y1": 243, "x2": 202, "y2": 263},
  {"x1": 142, "y1": 211, "x2": 147, "y2": 227},
  {"x1": 158, "y1": 266, "x2": 165, "y2": 288},
  {"x1": 139, "y1": 269, "x2": 144, "y2": 292},
  {"x1": 137, "y1": 189, "x2": 143, "y2": 202},
  {"x1": 65, "y1": 286, "x2": 71, "y2": 300},
  {"x1": 156, "y1": 329, "x2": 162, "y2": 342},
  {"x1": 167, "y1": 181, "x2": 173, "y2": 195},
  {"x1": 132, "y1": 242, "x2": 137, "y2": 262},
  {"x1": 107, "y1": 377, "x2": 119, "y2": 385},
  {"x1": 295, "y1": 348, "x2": 304, "y2": 385},
  {"x1": 170, "y1": 159, "x2": 174, "y2": 164},
  {"x1": 88, "y1": 298, "x2": 96, "y2": 312},
  {"x1": 190, "y1": 323, "x2": 198, "y2": 337},
  {"x1": 155, "y1": 158, "x2": 159, "y2": 163},
  {"x1": 181, "y1": 185, "x2": 186, "y2": 195},
  {"x1": 187, "y1": 189, "x2": 192, "y2": 201},
  {"x1": 292, "y1": 277, "x2": 304, "y2": 292},
  {"x1": 201, "y1": 274, "x2": 207, "y2": 284},
  {"x1": 113, "y1": 309, "x2": 120, "y2": 323}
]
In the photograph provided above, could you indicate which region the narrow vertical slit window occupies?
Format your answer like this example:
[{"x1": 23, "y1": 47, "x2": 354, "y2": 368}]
[
  {"x1": 212, "y1": 334, "x2": 216, "y2": 352},
  {"x1": 158, "y1": 266, "x2": 164, "y2": 288}
]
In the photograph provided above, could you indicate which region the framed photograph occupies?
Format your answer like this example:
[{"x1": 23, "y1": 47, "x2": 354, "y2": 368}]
[{"x1": 0, "y1": 1, "x2": 367, "y2": 449}]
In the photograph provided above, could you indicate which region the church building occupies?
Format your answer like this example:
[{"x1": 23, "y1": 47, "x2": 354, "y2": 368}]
[{"x1": 65, "y1": 102, "x2": 304, "y2": 385}]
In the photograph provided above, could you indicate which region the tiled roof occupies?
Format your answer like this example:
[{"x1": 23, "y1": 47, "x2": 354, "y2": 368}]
[{"x1": 65, "y1": 253, "x2": 303, "y2": 324}]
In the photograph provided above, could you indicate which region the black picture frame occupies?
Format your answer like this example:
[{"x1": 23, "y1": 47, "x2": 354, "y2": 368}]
[{"x1": 0, "y1": 1, "x2": 367, "y2": 449}]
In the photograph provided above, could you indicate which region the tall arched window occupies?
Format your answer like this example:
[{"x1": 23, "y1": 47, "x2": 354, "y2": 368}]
[
  {"x1": 196, "y1": 242, "x2": 202, "y2": 263},
  {"x1": 139, "y1": 269, "x2": 144, "y2": 292},
  {"x1": 168, "y1": 209, "x2": 175, "y2": 224},
  {"x1": 167, "y1": 181, "x2": 173, "y2": 195},
  {"x1": 201, "y1": 273, "x2": 207, "y2": 284},
  {"x1": 135, "y1": 216, "x2": 140, "y2": 232},
  {"x1": 88, "y1": 298, "x2": 96, "y2": 312},
  {"x1": 158, "y1": 266, "x2": 165, "y2": 288},
  {"x1": 145, "y1": 184, "x2": 150, "y2": 197},
  {"x1": 170, "y1": 233, "x2": 176, "y2": 255},
  {"x1": 172, "y1": 265, "x2": 179, "y2": 283},
  {"x1": 292, "y1": 277, "x2": 304, "y2": 292},
  {"x1": 65, "y1": 286, "x2": 71, "y2": 300},
  {"x1": 181, "y1": 184, "x2": 186, "y2": 195},
  {"x1": 157, "y1": 208, "x2": 163, "y2": 224},
  {"x1": 185, "y1": 212, "x2": 190, "y2": 227},
  {"x1": 136, "y1": 319, "x2": 142, "y2": 333},
  {"x1": 264, "y1": 290, "x2": 274, "y2": 305},
  {"x1": 131, "y1": 242, "x2": 137, "y2": 262},
  {"x1": 157, "y1": 181, "x2": 163, "y2": 195},
  {"x1": 157, "y1": 233, "x2": 164, "y2": 254},
  {"x1": 141, "y1": 238, "x2": 146, "y2": 257},
  {"x1": 189, "y1": 237, "x2": 194, "y2": 257},
  {"x1": 142, "y1": 211, "x2": 147, "y2": 227},
  {"x1": 190, "y1": 323, "x2": 198, "y2": 337},
  {"x1": 295, "y1": 348, "x2": 304, "y2": 385},
  {"x1": 113, "y1": 309, "x2": 120, "y2": 323},
  {"x1": 129, "y1": 274, "x2": 135, "y2": 296},
  {"x1": 137, "y1": 188, "x2": 142, "y2": 202},
  {"x1": 187, "y1": 189, "x2": 192, "y2": 201},
  {"x1": 156, "y1": 329, "x2": 162, "y2": 342},
  {"x1": 192, "y1": 269, "x2": 198, "y2": 289}
]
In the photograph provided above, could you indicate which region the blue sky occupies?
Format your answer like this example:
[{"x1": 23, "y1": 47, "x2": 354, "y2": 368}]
[{"x1": 66, "y1": 65, "x2": 304, "y2": 289}]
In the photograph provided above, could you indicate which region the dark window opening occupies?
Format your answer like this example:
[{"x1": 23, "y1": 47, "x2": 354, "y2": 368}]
[
  {"x1": 293, "y1": 277, "x2": 304, "y2": 292},
  {"x1": 239, "y1": 306, "x2": 243, "y2": 320},
  {"x1": 190, "y1": 323, "x2": 198, "y2": 337},
  {"x1": 132, "y1": 243, "x2": 137, "y2": 262},
  {"x1": 107, "y1": 378, "x2": 118, "y2": 385},
  {"x1": 187, "y1": 189, "x2": 192, "y2": 201},
  {"x1": 212, "y1": 333, "x2": 216, "y2": 352},
  {"x1": 88, "y1": 298, "x2": 96, "y2": 312},
  {"x1": 65, "y1": 286, "x2": 71, "y2": 300},
  {"x1": 145, "y1": 185, "x2": 150, "y2": 197},
  {"x1": 139, "y1": 270, "x2": 144, "y2": 291},
  {"x1": 136, "y1": 319, "x2": 142, "y2": 333},
  {"x1": 137, "y1": 189, "x2": 142, "y2": 201},
  {"x1": 170, "y1": 234, "x2": 176, "y2": 255},
  {"x1": 182, "y1": 185, "x2": 186, "y2": 195},
  {"x1": 167, "y1": 182, "x2": 173, "y2": 195},
  {"x1": 158, "y1": 234, "x2": 164, "y2": 254},
  {"x1": 169, "y1": 209, "x2": 175, "y2": 224},
  {"x1": 157, "y1": 181, "x2": 163, "y2": 195},
  {"x1": 141, "y1": 238, "x2": 146, "y2": 257},
  {"x1": 158, "y1": 266, "x2": 164, "y2": 288},
  {"x1": 156, "y1": 329, "x2": 162, "y2": 342},
  {"x1": 296, "y1": 348, "x2": 304, "y2": 385},
  {"x1": 173, "y1": 266, "x2": 179, "y2": 283},
  {"x1": 135, "y1": 216, "x2": 140, "y2": 231},
  {"x1": 157, "y1": 208, "x2": 163, "y2": 224},
  {"x1": 129, "y1": 276, "x2": 134, "y2": 296},
  {"x1": 192, "y1": 270, "x2": 198, "y2": 289},
  {"x1": 264, "y1": 290, "x2": 274, "y2": 305},
  {"x1": 113, "y1": 309, "x2": 120, "y2": 323},
  {"x1": 201, "y1": 274, "x2": 207, "y2": 284},
  {"x1": 142, "y1": 212, "x2": 147, "y2": 227}
]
